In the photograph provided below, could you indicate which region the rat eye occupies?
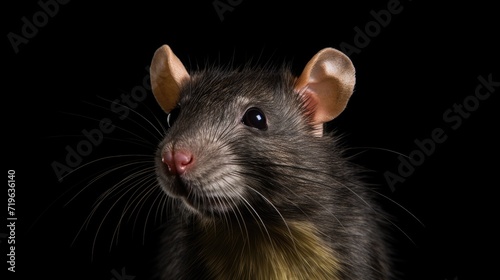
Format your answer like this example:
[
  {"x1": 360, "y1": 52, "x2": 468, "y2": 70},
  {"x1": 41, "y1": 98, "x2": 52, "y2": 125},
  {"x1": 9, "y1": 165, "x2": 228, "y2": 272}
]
[
  {"x1": 242, "y1": 107, "x2": 267, "y2": 130},
  {"x1": 167, "y1": 106, "x2": 180, "y2": 128}
]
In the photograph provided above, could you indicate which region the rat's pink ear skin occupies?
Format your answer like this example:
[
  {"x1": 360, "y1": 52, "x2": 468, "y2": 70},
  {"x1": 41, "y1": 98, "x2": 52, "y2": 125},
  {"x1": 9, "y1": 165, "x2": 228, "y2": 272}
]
[
  {"x1": 294, "y1": 48, "x2": 355, "y2": 136},
  {"x1": 150, "y1": 45, "x2": 190, "y2": 113}
]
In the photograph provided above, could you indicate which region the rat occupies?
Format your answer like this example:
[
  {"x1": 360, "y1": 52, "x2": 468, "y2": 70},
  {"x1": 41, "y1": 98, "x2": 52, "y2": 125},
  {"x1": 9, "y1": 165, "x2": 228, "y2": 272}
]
[{"x1": 149, "y1": 45, "x2": 392, "y2": 279}]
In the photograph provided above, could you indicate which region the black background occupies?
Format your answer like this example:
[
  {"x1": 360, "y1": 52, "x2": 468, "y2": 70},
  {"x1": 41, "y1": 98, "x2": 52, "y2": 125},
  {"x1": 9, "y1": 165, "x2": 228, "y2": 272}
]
[{"x1": 4, "y1": 0, "x2": 498, "y2": 279}]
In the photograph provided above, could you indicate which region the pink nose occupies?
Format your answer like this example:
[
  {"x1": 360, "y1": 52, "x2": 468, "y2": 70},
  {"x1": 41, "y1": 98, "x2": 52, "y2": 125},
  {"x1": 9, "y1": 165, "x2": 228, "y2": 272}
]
[{"x1": 162, "y1": 150, "x2": 193, "y2": 175}]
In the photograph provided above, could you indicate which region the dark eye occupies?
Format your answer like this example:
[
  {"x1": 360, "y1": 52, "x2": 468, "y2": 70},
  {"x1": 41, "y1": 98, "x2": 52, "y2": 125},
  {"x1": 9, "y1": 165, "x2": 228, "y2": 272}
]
[
  {"x1": 167, "y1": 106, "x2": 180, "y2": 128},
  {"x1": 242, "y1": 107, "x2": 267, "y2": 130}
]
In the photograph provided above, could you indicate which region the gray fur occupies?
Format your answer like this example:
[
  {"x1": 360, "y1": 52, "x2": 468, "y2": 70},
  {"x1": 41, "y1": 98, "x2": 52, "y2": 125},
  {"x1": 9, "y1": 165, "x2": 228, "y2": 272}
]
[{"x1": 154, "y1": 65, "x2": 392, "y2": 279}]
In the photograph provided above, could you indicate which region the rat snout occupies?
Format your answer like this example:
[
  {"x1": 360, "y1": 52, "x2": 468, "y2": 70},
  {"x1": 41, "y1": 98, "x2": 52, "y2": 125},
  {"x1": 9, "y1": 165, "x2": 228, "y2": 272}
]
[{"x1": 162, "y1": 149, "x2": 194, "y2": 175}]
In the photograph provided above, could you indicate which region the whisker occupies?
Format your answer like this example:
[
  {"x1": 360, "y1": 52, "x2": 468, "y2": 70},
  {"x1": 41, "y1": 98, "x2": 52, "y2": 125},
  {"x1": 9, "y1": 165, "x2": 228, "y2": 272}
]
[
  {"x1": 222, "y1": 185, "x2": 250, "y2": 245},
  {"x1": 213, "y1": 189, "x2": 231, "y2": 232},
  {"x1": 120, "y1": 170, "x2": 158, "y2": 225},
  {"x1": 370, "y1": 189, "x2": 425, "y2": 227},
  {"x1": 89, "y1": 170, "x2": 152, "y2": 259},
  {"x1": 235, "y1": 193, "x2": 276, "y2": 253},
  {"x1": 346, "y1": 146, "x2": 410, "y2": 159},
  {"x1": 110, "y1": 171, "x2": 157, "y2": 249},
  {"x1": 60, "y1": 113, "x2": 159, "y2": 153},
  {"x1": 215, "y1": 178, "x2": 249, "y2": 239},
  {"x1": 233, "y1": 165, "x2": 346, "y2": 231},
  {"x1": 121, "y1": 173, "x2": 159, "y2": 229},
  {"x1": 68, "y1": 166, "x2": 154, "y2": 240},
  {"x1": 236, "y1": 160, "x2": 419, "y2": 245},
  {"x1": 69, "y1": 160, "x2": 153, "y2": 248},
  {"x1": 94, "y1": 96, "x2": 167, "y2": 140},
  {"x1": 156, "y1": 190, "x2": 170, "y2": 224},
  {"x1": 141, "y1": 186, "x2": 165, "y2": 245},
  {"x1": 244, "y1": 185, "x2": 296, "y2": 250},
  {"x1": 61, "y1": 154, "x2": 154, "y2": 185}
]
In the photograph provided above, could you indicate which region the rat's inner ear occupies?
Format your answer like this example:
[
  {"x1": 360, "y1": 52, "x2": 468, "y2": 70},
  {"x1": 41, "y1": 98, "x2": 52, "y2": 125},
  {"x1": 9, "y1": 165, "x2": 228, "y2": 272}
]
[
  {"x1": 150, "y1": 45, "x2": 190, "y2": 113},
  {"x1": 294, "y1": 48, "x2": 355, "y2": 135}
]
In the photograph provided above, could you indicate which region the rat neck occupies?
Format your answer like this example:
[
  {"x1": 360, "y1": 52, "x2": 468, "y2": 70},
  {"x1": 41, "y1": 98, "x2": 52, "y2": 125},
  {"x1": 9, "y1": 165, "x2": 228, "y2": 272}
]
[{"x1": 196, "y1": 219, "x2": 341, "y2": 280}]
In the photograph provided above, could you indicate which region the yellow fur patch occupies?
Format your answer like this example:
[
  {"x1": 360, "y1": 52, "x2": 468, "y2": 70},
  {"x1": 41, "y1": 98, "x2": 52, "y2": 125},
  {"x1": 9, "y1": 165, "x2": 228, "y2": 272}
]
[{"x1": 199, "y1": 220, "x2": 340, "y2": 280}]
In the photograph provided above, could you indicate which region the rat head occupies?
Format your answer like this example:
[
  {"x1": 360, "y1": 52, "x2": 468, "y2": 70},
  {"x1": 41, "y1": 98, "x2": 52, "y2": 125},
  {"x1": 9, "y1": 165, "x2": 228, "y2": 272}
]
[{"x1": 150, "y1": 45, "x2": 355, "y2": 218}]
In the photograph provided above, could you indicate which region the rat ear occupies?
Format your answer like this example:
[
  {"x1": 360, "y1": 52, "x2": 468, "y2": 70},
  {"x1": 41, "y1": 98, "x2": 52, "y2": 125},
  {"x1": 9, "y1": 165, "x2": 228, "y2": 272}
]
[
  {"x1": 294, "y1": 48, "x2": 355, "y2": 126},
  {"x1": 150, "y1": 45, "x2": 190, "y2": 113}
]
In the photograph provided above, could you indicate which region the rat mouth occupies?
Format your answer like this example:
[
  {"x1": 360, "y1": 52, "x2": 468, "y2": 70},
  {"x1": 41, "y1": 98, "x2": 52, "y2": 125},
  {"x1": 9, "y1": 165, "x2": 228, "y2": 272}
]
[
  {"x1": 155, "y1": 154, "x2": 245, "y2": 216},
  {"x1": 167, "y1": 177, "x2": 243, "y2": 215}
]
